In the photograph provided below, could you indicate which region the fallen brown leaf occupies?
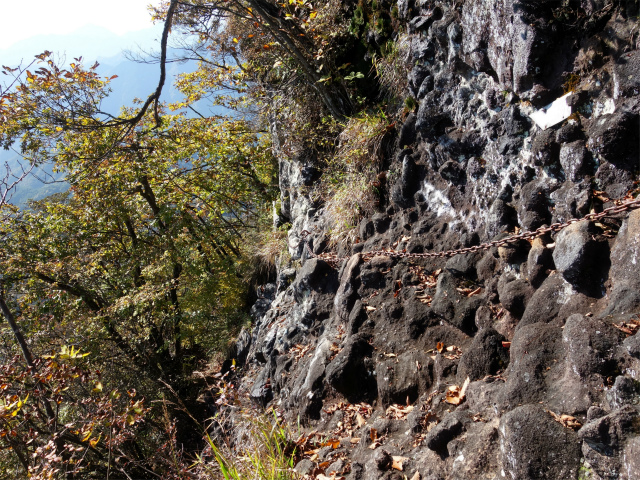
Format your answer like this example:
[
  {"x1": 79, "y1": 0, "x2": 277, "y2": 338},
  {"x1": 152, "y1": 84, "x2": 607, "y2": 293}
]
[
  {"x1": 445, "y1": 377, "x2": 470, "y2": 405},
  {"x1": 456, "y1": 287, "x2": 473, "y2": 295},
  {"x1": 546, "y1": 410, "x2": 583, "y2": 430},
  {"x1": 385, "y1": 404, "x2": 414, "y2": 420},
  {"x1": 612, "y1": 319, "x2": 640, "y2": 336},
  {"x1": 391, "y1": 455, "x2": 409, "y2": 471},
  {"x1": 324, "y1": 438, "x2": 340, "y2": 449}
]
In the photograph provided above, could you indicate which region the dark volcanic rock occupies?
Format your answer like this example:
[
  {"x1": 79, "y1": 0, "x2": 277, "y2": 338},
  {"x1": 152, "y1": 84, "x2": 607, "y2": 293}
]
[
  {"x1": 549, "y1": 180, "x2": 592, "y2": 223},
  {"x1": 559, "y1": 140, "x2": 593, "y2": 182},
  {"x1": 293, "y1": 258, "x2": 339, "y2": 298},
  {"x1": 519, "y1": 273, "x2": 593, "y2": 329},
  {"x1": 579, "y1": 406, "x2": 640, "y2": 479},
  {"x1": 234, "y1": 328, "x2": 252, "y2": 366},
  {"x1": 376, "y1": 350, "x2": 433, "y2": 407},
  {"x1": 499, "y1": 405, "x2": 581, "y2": 480},
  {"x1": 431, "y1": 269, "x2": 482, "y2": 334},
  {"x1": 373, "y1": 449, "x2": 393, "y2": 471},
  {"x1": 552, "y1": 221, "x2": 601, "y2": 290},
  {"x1": 235, "y1": 4, "x2": 640, "y2": 480},
  {"x1": 325, "y1": 333, "x2": 376, "y2": 403},
  {"x1": 425, "y1": 411, "x2": 464, "y2": 453},
  {"x1": 391, "y1": 152, "x2": 419, "y2": 208},
  {"x1": 499, "y1": 322, "x2": 565, "y2": 408},
  {"x1": 562, "y1": 314, "x2": 621, "y2": 378},
  {"x1": 531, "y1": 128, "x2": 560, "y2": 168},
  {"x1": 497, "y1": 275, "x2": 533, "y2": 318},
  {"x1": 526, "y1": 237, "x2": 554, "y2": 287},
  {"x1": 518, "y1": 180, "x2": 552, "y2": 231},
  {"x1": 457, "y1": 328, "x2": 509, "y2": 382},
  {"x1": 605, "y1": 208, "x2": 640, "y2": 315},
  {"x1": 587, "y1": 111, "x2": 640, "y2": 170}
]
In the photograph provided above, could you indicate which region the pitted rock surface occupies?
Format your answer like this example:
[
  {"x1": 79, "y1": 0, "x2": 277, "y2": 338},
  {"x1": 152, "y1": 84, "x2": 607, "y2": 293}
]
[{"x1": 222, "y1": 3, "x2": 640, "y2": 479}]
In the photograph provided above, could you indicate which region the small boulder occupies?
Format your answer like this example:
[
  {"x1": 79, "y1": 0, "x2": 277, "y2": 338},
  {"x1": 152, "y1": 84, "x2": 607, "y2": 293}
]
[
  {"x1": 562, "y1": 314, "x2": 621, "y2": 378},
  {"x1": 518, "y1": 180, "x2": 552, "y2": 231},
  {"x1": 499, "y1": 405, "x2": 581, "y2": 480},
  {"x1": 425, "y1": 411, "x2": 465, "y2": 453},
  {"x1": 579, "y1": 406, "x2": 640, "y2": 479},
  {"x1": 373, "y1": 449, "x2": 393, "y2": 471},
  {"x1": 325, "y1": 333, "x2": 376, "y2": 403},
  {"x1": 391, "y1": 153, "x2": 419, "y2": 208},
  {"x1": 499, "y1": 322, "x2": 564, "y2": 408},
  {"x1": 559, "y1": 140, "x2": 593, "y2": 181},
  {"x1": 497, "y1": 275, "x2": 533, "y2": 318},
  {"x1": 606, "y1": 208, "x2": 640, "y2": 315},
  {"x1": 587, "y1": 111, "x2": 639, "y2": 170},
  {"x1": 293, "y1": 258, "x2": 339, "y2": 300},
  {"x1": 552, "y1": 221, "x2": 599, "y2": 289},
  {"x1": 519, "y1": 273, "x2": 593, "y2": 329},
  {"x1": 457, "y1": 328, "x2": 509, "y2": 382},
  {"x1": 526, "y1": 237, "x2": 554, "y2": 287},
  {"x1": 376, "y1": 350, "x2": 433, "y2": 407}
]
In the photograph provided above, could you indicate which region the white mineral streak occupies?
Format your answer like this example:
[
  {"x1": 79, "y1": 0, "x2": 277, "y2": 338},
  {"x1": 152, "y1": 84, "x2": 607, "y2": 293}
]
[
  {"x1": 593, "y1": 98, "x2": 616, "y2": 118},
  {"x1": 420, "y1": 182, "x2": 456, "y2": 218},
  {"x1": 529, "y1": 92, "x2": 572, "y2": 130}
]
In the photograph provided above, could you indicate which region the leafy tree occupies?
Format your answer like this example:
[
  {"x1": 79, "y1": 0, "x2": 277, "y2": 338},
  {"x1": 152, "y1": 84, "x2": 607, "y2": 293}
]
[
  {"x1": 152, "y1": 0, "x2": 355, "y2": 119},
  {"x1": 0, "y1": 47, "x2": 278, "y2": 476}
]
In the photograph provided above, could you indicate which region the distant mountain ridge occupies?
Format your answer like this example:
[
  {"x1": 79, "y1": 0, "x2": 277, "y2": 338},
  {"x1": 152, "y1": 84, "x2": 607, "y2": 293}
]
[
  {"x1": 0, "y1": 25, "x2": 163, "y2": 67},
  {"x1": 1, "y1": 26, "x2": 199, "y2": 207}
]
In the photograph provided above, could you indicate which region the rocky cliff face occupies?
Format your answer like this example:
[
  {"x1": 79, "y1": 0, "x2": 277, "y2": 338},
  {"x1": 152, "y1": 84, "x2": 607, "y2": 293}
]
[{"x1": 224, "y1": 1, "x2": 640, "y2": 479}]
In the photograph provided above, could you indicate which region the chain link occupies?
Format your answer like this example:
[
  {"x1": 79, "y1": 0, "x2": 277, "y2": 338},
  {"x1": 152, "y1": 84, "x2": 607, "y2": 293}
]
[{"x1": 297, "y1": 196, "x2": 640, "y2": 267}]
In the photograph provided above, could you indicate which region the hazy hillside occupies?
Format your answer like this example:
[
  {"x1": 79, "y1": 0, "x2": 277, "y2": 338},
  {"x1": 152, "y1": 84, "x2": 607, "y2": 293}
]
[{"x1": 1, "y1": 26, "x2": 199, "y2": 207}]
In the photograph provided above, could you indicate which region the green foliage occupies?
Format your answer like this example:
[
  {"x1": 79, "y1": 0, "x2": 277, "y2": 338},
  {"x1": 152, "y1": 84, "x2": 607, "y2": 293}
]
[
  {"x1": 374, "y1": 16, "x2": 392, "y2": 37},
  {"x1": 0, "y1": 51, "x2": 279, "y2": 477},
  {"x1": 405, "y1": 96, "x2": 417, "y2": 111},
  {"x1": 195, "y1": 411, "x2": 300, "y2": 480},
  {"x1": 350, "y1": 5, "x2": 367, "y2": 37}
]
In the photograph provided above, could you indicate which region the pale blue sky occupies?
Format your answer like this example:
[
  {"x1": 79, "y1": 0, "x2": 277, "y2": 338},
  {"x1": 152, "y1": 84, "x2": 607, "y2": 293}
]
[{"x1": 1, "y1": 0, "x2": 157, "y2": 50}]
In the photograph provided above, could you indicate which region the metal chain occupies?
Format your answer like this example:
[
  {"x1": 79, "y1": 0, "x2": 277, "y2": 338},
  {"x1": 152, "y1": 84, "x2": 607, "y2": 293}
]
[{"x1": 297, "y1": 196, "x2": 640, "y2": 267}]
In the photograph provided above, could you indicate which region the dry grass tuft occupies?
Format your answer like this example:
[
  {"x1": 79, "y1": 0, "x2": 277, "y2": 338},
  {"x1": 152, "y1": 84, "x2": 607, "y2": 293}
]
[
  {"x1": 194, "y1": 410, "x2": 301, "y2": 480},
  {"x1": 373, "y1": 35, "x2": 410, "y2": 103},
  {"x1": 323, "y1": 110, "x2": 391, "y2": 245}
]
